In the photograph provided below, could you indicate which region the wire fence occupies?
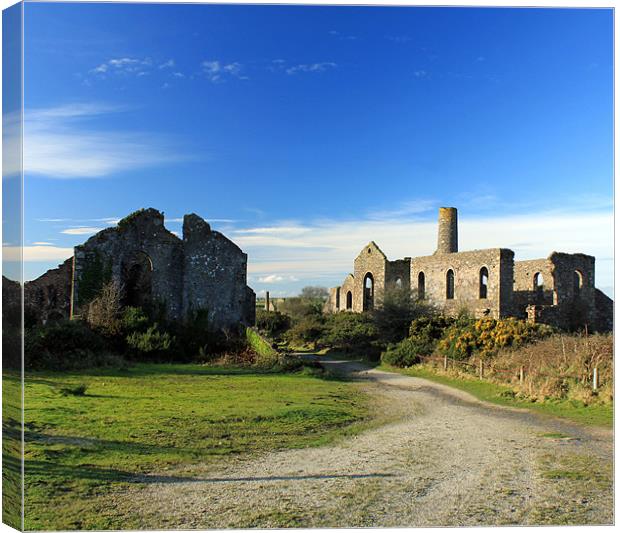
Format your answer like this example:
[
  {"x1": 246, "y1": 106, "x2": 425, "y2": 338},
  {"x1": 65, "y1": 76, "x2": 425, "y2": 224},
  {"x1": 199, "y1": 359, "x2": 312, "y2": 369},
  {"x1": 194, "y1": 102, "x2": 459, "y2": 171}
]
[{"x1": 415, "y1": 352, "x2": 605, "y2": 391}]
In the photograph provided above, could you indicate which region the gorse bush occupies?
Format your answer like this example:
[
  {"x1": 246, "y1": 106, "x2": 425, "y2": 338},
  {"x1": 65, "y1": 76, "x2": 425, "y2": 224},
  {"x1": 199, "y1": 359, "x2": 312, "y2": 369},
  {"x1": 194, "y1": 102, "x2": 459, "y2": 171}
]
[
  {"x1": 285, "y1": 315, "x2": 326, "y2": 348},
  {"x1": 320, "y1": 312, "x2": 380, "y2": 354},
  {"x1": 437, "y1": 317, "x2": 553, "y2": 360}
]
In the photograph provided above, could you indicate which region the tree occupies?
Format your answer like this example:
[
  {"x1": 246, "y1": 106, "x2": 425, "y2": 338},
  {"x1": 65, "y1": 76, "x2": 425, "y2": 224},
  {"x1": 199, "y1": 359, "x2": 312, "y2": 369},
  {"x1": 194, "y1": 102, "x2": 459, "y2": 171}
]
[{"x1": 300, "y1": 286, "x2": 329, "y2": 300}]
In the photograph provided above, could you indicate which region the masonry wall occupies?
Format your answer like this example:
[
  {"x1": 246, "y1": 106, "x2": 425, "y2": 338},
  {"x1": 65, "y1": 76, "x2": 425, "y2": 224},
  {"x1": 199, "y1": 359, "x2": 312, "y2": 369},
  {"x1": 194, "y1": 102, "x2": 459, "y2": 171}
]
[
  {"x1": 182, "y1": 213, "x2": 255, "y2": 330},
  {"x1": 353, "y1": 242, "x2": 388, "y2": 312},
  {"x1": 25, "y1": 258, "x2": 73, "y2": 324},
  {"x1": 72, "y1": 209, "x2": 184, "y2": 319},
  {"x1": 410, "y1": 248, "x2": 514, "y2": 319}
]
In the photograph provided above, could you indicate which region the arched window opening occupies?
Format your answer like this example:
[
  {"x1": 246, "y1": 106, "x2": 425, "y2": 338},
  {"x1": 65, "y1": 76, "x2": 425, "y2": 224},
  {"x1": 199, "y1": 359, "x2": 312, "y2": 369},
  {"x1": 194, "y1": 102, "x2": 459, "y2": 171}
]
[
  {"x1": 446, "y1": 269, "x2": 455, "y2": 300},
  {"x1": 418, "y1": 272, "x2": 425, "y2": 300},
  {"x1": 346, "y1": 291, "x2": 352, "y2": 310},
  {"x1": 363, "y1": 273, "x2": 374, "y2": 311},
  {"x1": 122, "y1": 251, "x2": 153, "y2": 309},
  {"x1": 395, "y1": 278, "x2": 402, "y2": 289},
  {"x1": 574, "y1": 270, "x2": 583, "y2": 295},
  {"x1": 534, "y1": 272, "x2": 544, "y2": 302},
  {"x1": 335, "y1": 288, "x2": 340, "y2": 310},
  {"x1": 479, "y1": 267, "x2": 489, "y2": 299}
]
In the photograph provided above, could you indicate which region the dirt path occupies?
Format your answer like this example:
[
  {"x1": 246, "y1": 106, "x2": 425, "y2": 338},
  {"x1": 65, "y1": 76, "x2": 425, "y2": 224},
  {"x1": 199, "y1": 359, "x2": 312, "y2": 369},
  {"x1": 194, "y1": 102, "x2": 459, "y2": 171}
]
[{"x1": 113, "y1": 356, "x2": 613, "y2": 528}]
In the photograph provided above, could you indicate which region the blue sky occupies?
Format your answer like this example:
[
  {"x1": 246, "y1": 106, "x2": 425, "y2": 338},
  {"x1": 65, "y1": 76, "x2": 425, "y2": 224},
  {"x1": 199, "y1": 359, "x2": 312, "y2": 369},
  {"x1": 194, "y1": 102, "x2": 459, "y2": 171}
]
[{"x1": 12, "y1": 3, "x2": 614, "y2": 296}]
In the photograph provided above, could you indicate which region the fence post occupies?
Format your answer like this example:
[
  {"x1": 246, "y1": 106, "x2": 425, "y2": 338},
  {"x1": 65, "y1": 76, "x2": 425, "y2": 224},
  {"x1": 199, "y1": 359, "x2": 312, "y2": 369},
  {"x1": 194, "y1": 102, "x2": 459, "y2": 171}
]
[
  {"x1": 593, "y1": 367, "x2": 598, "y2": 391},
  {"x1": 479, "y1": 359, "x2": 484, "y2": 379},
  {"x1": 443, "y1": 355, "x2": 448, "y2": 371},
  {"x1": 519, "y1": 366, "x2": 524, "y2": 386}
]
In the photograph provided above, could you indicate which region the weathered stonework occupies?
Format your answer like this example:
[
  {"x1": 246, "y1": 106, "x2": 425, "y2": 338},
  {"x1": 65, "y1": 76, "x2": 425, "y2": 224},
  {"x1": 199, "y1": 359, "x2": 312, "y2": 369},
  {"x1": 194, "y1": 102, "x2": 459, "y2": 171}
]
[
  {"x1": 326, "y1": 207, "x2": 612, "y2": 331},
  {"x1": 24, "y1": 208, "x2": 255, "y2": 330}
]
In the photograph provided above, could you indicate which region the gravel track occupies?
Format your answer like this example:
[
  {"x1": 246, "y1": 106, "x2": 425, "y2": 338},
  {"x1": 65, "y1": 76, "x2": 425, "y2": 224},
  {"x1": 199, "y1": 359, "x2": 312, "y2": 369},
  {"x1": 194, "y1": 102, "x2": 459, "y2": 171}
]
[{"x1": 111, "y1": 357, "x2": 613, "y2": 528}]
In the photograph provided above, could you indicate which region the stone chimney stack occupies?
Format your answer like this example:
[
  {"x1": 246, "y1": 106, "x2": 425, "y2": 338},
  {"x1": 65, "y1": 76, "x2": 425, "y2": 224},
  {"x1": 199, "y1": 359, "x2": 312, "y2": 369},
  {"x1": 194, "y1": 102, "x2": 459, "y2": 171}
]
[{"x1": 435, "y1": 207, "x2": 458, "y2": 254}]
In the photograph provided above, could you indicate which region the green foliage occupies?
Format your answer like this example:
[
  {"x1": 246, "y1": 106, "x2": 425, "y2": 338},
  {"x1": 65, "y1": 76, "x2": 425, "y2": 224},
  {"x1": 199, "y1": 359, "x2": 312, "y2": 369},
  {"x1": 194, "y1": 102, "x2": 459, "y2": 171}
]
[
  {"x1": 255, "y1": 309, "x2": 291, "y2": 338},
  {"x1": 126, "y1": 325, "x2": 174, "y2": 359},
  {"x1": 371, "y1": 287, "x2": 435, "y2": 344},
  {"x1": 245, "y1": 327, "x2": 280, "y2": 367},
  {"x1": 381, "y1": 338, "x2": 423, "y2": 367},
  {"x1": 60, "y1": 383, "x2": 88, "y2": 397},
  {"x1": 117, "y1": 208, "x2": 147, "y2": 228},
  {"x1": 299, "y1": 286, "x2": 329, "y2": 300},
  {"x1": 77, "y1": 252, "x2": 112, "y2": 307},
  {"x1": 120, "y1": 306, "x2": 150, "y2": 333},
  {"x1": 320, "y1": 312, "x2": 380, "y2": 355},
  {"x1": 277, "y1": 297, "x2": 323, "y2": 322},
  {"x1": 285, "y1": 315, "x2": 327, "y2": 347},
  {"x1": 24, "y1": 320, "x2": 122, "y2": 371}
]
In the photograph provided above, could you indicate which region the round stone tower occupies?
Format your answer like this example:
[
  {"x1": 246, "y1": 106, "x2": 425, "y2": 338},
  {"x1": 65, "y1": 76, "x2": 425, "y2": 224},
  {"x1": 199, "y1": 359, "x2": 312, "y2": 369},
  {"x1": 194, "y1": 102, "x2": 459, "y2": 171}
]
[{"x1": 435, "y1": 207, "x2": 458, "y2": 254}]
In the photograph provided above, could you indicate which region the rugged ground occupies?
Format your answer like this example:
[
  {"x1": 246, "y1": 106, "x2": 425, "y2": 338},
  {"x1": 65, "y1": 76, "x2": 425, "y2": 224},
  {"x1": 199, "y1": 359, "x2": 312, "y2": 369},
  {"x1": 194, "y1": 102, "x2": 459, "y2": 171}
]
[{"x1": 109, "y1": 356, "x2": 614, "y2": 528}]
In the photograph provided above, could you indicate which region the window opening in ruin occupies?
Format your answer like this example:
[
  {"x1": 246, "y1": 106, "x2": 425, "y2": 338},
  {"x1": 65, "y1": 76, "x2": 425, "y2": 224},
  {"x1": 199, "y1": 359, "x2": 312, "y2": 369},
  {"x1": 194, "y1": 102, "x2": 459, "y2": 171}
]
[
  {"x1": 346, "y1": 291, "x2": 353, "y2": 310},
  {"x1": 395, "y1": 278, "x2": 402, "y2": 289},
  {"x1": 363, "y1": 273, "x2": 374, "y2": 311},
  {"x1": 335, "y1": 288, "x2": 340, "y2": 309},
  {"x1": 122, "y1": 252, "x2": 153, "y2": 309},
  {"x1": 418, "y1": 272, "x2": 425, "y2": 300},
  {"x1": 479, "y1": 267, "x2": 489, "y2": 299},
  {"x1": 534, "y1": 272, "x2": 544, "y2": 303},
  {"x1": 446, "y1": 269, "x2": 455, "y2": 299},
  {"x1": 574, "y1": 270, "x2": 583, "y2": 295}
]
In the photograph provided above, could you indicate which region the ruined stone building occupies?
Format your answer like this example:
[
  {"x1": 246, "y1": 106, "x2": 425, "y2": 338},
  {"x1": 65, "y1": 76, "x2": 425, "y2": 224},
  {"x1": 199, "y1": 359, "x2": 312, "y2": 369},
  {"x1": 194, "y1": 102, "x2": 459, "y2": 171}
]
[
  {"x1": 325, "y1": 207, "x2": 613, "y2": 331},
  {"x1": 17, "y1": 208, "x2": 255, "y2": 330}
]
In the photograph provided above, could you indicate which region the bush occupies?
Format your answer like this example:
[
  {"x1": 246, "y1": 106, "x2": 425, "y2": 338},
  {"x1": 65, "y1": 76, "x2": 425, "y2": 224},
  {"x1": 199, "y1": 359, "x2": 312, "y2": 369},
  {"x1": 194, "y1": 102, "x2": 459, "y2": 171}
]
[
  {"x1": 437, "y1": 317, "x2": 552, "y2": 360},
  {"x1": 278, "y1": 297, "x2": 323, "y2": 322},
  {"x1": 371, "y1": 287, "x2": 435, "y2": 344},
  {"x1": 255, "y1": 309, "x2": 291, "y2": 338},
  {"x1": 285, "y1": 315, "x2": 326, "y2": 348},
  {"x1": 381, "y1": 338, "x2": 424, "y2": 367},
  {"x1": 120, "y1": 306, "x2": 150, "y2": 334},
  {"x1": 24, "y1": 320, "x2": 125, "y2": 370},
  {"x1": 320, "y1": 312, "x2": 380, "y2": 355},
  {"x1": 60, "y1": 384, "x2": 88, "y2": 397},
  {"x1": 245, "y1": 327, "x2": 280, "y2": 367},
  {"x1": 86, "y1": 281, "x2": 122, "y2": 336},
  {"x1": 126, "y1": 324, "x2": 174, "y2": 360}
]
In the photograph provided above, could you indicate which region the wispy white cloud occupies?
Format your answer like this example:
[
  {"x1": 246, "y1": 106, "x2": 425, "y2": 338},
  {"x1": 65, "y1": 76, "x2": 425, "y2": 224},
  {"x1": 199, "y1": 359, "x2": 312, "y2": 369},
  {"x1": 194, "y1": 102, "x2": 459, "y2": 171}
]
[
  {"x1": 24, "y1": 103, "x2": 188, "y2": 178},
  {"x1": 159, "y1": 59, "x2": 175, "y2": 69},
  {"x1": 4, "y1": 245, "x2": 74, "y2": 262},
  {"x1": 61, "y1": 227, "x2": 104, "y2": 235},
  {"x1": 91, "y1": 57, "x2": 153, "y2": 76},
  {"x1": 31, "y1": 241, "x2": 54, "y2": 246},
  {"x1": 202, "y1": 60, "x2": 248, "y2": 82},
  {"x1": 414, "y1": 70, "x2": 428, "y2": 78},
  {"x1": 329, "y1": 30, "x2": 357, "y2": 41},
  {"x1": 258, "y1": 274, "x2": 299, "y2": 283},
  {"x1": 286, "y1": 62, "x2": 337, "y2": 75},
  {"x1": 385, "y1": 35, "x2": 412, "y2": 44}
]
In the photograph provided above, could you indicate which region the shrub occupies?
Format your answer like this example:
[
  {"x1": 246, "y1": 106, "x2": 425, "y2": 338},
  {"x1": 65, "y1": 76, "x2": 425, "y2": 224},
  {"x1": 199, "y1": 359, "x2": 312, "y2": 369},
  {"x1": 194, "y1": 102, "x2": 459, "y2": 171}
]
[
  {"x1": 86, "y1": 281, "x2": 122, "y2": 336},
  {"x1": 437, "y1": 317, "x2": 552, "y2": 360},
  {"x1": 320, "y1": 312, "x2": 380, "y2": 354},
  {"x1": 120, "y1": 306, "x2": 151, "y2": 334},
  {"x1": 381, "y1": 338, "x2": 423, "y2": 367},
  {"x1": 278, "y1": 297, "x2": 323, "y2": 322},
  {"x1": 245, "y1": 327, "x2": 280, "y2": 367},
  {"x1": 255, "y1": 309, "x2": 291, "y2": 338},
  {"x1": 126, "y1": 325, "x2": 174, "y2": 359},
  {"x1": 60, "y1": 384, "x2": 88, "y2": 397},
  {"x1": 285, "y1": 315, "x2": 326, "y2": 348},
  {"x1": 371, "y1": 287, "x2": 435, "y2": 344}
]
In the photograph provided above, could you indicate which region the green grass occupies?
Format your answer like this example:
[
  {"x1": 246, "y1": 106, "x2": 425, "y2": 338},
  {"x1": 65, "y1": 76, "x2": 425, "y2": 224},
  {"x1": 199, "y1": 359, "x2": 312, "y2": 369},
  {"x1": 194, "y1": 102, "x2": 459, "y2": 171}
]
[
  {"x1": 17, "y1": 362, "x2": 369, "y2": 530},
  {"x1": 378, "y1": 364, "x2": 613, "y2": 428}
]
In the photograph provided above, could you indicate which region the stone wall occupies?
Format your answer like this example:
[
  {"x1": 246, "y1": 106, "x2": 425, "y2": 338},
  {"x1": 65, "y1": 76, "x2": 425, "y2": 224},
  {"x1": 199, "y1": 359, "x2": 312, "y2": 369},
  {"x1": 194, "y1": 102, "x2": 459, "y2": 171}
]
[
  {"x1": 411, "y1": 248, "x2": 514, "y2": 319},
  {"x1": 353, "y1": 242, "x2": 388, "y2": 312},
  {"x1": 19, "y1": 208, "x2": 255, "y2": 331},
  {"x1": 24, "y1": 258, "x2": 73, "y2": 324},
  {"x1": 182, "y1": 213, "x2": 255, "y2": 330}
]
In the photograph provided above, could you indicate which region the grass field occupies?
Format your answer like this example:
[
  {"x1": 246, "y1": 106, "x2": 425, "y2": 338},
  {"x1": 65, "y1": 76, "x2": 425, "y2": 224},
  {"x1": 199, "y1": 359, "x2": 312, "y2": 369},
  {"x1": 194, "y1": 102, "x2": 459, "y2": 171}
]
[
  {"x1": 379, "y1": 363, "x2": 613, "y2": 428},
  {"x1": 16, "y1": 363, "x2": 369, "y2": 530}
]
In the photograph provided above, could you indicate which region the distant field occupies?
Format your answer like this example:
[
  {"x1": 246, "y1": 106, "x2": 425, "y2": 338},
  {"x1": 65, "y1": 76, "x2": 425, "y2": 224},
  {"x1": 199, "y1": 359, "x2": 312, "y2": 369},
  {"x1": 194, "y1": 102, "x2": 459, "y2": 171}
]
[{"x1": 18, "y1": 363, "x2": 369, "y2": 530}]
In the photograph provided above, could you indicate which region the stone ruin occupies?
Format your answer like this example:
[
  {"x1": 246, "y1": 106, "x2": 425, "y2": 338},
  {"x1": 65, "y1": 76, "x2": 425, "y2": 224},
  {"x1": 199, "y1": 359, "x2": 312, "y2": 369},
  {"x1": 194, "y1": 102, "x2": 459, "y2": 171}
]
[
  {"x1": 10, "y1": 208, "x2": 255, "y2": 330},
  {"x1": 325, "y1": 207, "x2": 613, "y2": 332}
]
